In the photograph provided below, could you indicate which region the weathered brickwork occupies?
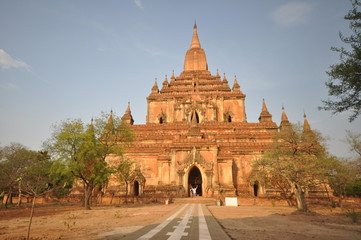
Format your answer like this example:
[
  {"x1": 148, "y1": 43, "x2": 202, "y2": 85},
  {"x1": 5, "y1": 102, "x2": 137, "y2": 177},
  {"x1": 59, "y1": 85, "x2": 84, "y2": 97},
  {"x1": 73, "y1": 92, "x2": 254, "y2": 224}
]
[{"x1": 108, "y1": 24, "x2": 295, "y2": 198}]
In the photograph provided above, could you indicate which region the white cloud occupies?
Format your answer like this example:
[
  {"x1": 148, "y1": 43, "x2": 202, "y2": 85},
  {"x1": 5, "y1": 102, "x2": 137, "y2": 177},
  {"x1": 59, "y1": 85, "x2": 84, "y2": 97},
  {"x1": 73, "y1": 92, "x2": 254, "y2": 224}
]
[
  {"x1": 271, "y1": 2, "x2": 313, "y2": 27},
  {"x1": 0, "y1": 49, "x2": 29, "y2": 70},
  {"x1": 134, "y1": 0, "x2": 143, "y2": 9}
]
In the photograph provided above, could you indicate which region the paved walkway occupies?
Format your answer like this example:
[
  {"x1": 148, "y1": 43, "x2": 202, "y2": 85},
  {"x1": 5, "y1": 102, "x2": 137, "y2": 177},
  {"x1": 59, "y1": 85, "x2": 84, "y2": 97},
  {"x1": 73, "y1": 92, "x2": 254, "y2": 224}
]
[{"x1": 104, "y1": 203, "x2": 230, "y2": 240}]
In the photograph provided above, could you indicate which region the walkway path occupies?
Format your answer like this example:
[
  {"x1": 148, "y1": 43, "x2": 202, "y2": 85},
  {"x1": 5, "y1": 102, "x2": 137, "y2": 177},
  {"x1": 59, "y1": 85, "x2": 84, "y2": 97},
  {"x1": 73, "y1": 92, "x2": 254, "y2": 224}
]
[{"x1": 109, "y1": 204, "x2": 230, "y2": 240}]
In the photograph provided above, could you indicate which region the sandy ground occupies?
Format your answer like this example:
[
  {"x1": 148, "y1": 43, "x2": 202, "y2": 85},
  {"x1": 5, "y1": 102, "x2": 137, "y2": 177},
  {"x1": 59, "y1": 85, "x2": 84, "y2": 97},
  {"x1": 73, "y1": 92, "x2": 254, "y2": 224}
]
[
  {"x1": 209, "y1": 205, "x2": 361, "y2": 240},
  {"x1": 0, "y1": 202, "x2": 360, "y2": 240},
  {"x1": 0, "y1": 203, "x2": 179, "y2": 240}
]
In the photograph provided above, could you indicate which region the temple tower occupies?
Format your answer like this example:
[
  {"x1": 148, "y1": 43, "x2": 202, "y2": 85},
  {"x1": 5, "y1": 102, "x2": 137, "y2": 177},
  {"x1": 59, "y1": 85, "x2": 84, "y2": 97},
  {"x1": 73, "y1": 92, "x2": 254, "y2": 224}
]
[{"x1": 146, "y1": 24, "x2": 247, "y2": 124}]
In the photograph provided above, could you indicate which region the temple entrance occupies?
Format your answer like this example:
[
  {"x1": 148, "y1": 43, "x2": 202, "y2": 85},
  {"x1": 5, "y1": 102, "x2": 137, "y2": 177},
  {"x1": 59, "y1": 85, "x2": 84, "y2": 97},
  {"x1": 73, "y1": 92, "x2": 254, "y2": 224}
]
[
  {"x1": 253, "y1": 181, "x2": 259, "y2": 197},
  {"x1": 188, "y1": 166, "x2": 202, "y2": 197},
  {"x1": 134, "y1": 181, "x2": 139, "y2": 196}
]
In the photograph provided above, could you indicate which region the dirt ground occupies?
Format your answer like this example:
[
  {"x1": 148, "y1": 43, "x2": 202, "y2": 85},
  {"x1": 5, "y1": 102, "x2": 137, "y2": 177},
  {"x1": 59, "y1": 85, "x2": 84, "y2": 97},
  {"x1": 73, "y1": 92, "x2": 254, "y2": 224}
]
[
  {"x1": 209, "y1": 205, "x2": 361, "y2": 240},
  {"x1": 0, "y1": 201, "x2": 360, "y2": 240}
]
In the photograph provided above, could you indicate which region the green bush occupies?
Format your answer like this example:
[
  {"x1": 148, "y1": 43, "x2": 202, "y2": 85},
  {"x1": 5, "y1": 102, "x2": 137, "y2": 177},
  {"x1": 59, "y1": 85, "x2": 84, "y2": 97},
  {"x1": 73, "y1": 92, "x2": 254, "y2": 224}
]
[
  {"x1": 346, "y1": 178, "x2": 361, "y2": 197},
  {"x1": 345, "y1": 209, "x2": 361, "y2": 223},
  {"x1": 52, "y1": 187, "x2": 71, "y2": 199}
]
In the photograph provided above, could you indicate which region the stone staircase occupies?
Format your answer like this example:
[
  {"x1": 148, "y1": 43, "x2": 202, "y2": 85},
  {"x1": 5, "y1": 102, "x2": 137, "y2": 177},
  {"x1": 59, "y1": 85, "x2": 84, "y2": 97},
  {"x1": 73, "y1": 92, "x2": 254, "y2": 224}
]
[{"x1": 171, "y1": 197, "x2": 217, "y2": 205}]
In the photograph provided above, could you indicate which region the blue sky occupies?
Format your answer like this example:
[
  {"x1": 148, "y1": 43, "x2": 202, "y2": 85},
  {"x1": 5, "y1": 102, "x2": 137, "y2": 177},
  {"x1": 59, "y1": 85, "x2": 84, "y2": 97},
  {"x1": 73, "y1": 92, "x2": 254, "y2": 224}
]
[{"x1": 0, "y1": 0, "x2": 360, "y2": 159}]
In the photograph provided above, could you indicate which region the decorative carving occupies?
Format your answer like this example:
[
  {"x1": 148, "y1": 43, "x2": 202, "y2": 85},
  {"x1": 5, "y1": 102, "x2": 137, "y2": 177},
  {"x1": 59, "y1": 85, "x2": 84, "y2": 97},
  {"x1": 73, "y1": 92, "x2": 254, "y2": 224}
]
[
  {"x1": 180, "y1": 147, "x2": 213, "y2": 170},
  {"x1": 130, "y1": 168, "x2": 146, "y2": 184}
]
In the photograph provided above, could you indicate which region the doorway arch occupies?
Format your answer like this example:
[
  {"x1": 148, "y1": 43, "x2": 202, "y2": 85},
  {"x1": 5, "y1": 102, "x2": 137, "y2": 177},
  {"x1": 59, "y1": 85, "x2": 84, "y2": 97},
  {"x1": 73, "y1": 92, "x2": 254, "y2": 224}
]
[
  {"x1": 253, "y1": 181, "x2": 259, "y2": 197},
  {"x1": 188, "y1": 166, "x2": 202, "y2": 197},
  {"x1": 134, "y1": 180, "x2": 139, "y2": 196}
]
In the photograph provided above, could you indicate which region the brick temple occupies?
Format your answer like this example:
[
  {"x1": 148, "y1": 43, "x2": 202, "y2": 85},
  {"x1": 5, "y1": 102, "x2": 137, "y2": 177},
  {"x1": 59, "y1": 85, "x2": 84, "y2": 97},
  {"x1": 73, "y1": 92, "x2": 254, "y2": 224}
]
[{"x1": 108, "y1": 24, "x2": 307, "y2": 199}]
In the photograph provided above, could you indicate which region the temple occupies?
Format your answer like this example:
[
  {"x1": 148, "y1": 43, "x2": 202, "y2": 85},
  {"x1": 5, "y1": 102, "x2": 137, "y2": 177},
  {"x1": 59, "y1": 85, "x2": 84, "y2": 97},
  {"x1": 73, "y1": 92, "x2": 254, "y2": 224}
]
[{"x1": 106, "y1": 24, "x2": 311, "y2": 199}]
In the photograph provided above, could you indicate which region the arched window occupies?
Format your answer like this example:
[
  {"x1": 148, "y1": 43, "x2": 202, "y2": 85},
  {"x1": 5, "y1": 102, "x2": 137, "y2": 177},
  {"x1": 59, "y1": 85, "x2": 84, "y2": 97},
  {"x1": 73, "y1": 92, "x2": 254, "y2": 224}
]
[
  {"x1": 134, "y1": 181, "x2": 139, "y2": 196},
  {"x1": 158, "y1": 112, "x2": 166, "y2": 124},
  {"x1": 227, "y1": 115, "x2": 232, "y2": 122},
  {"x1": 191, "y1": 111, "x2": 199, "y2": 123},
  {"x1": 224, "y1": 110, "x2": 234, "y2": 123}
]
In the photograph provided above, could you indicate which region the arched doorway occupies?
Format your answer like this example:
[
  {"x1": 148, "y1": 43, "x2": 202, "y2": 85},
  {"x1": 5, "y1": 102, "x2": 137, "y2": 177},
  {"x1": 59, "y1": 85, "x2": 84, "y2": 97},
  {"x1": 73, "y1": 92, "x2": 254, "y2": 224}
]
[
  {"x1": 134, "y1": 180, "x2": 139, "y2": 196},
  {"x1": 188, "y1": 166, "x2": 202, "y2": 197},
  {"x1": 253, "y1": 181, "x2": 259, "y2": 197}
]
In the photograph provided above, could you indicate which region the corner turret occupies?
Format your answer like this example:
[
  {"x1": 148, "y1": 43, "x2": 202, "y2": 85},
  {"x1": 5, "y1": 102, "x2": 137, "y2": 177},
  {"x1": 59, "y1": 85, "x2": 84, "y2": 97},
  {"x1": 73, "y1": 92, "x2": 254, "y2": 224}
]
[
  {"x1": 121, "y1": 102, "x2": 134, "y2": 125},
  {"x1": 232, "y1": 75, "x2": 241, "y2": 92},
  {"x1": 258, "y1": 99, "x2": 273, "y2": 123},
  {"x1": 151, "y1": 79, "x2": 159, "y2": 94},
  {"x1": 279, "y1": 106, "x2": 291, "y2": 130}
]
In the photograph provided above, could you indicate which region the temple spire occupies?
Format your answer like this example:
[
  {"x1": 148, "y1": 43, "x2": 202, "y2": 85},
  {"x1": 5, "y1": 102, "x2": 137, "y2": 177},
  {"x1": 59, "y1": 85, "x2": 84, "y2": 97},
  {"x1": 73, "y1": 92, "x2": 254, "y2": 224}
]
[
  {"x1": 281, "y1": 106, "x2": 289, "y2": 122},
  {"x1": 104, "y1": 110, "x2": 115, "y2": 133},
  {"x1": 125, "y1": 103, "x2": 131, "y2": 114},
  {"x1": 222, "y1": 73, "x2": 228, "y2": 84},
  {"x1": 258, "y1": 99, "x2": 273, "y2": 123},
  {"x1": 232, "y1": 75, "x2": 240, "y2": 92},
  {"x1": 163, "y1": 75, "x2": 168, "y2": 85},
  {"x1": 151, "y1": 78, "x2": 159, "y2": 94},
  {"x1": 184, "y1": 23, "x2": 208, "y2": 72},
  {"x1": 303, "y1": 113, "x2": 311, "y2": 132},
  {"x1": 190, "y1": 22, "x2": 201, "y2": 49},
  {"x1": 121, "y1": 102, "x2": 134, "y2": 125},
  {"x1": 108, "y1": 110, "x2": 114, "y2": 125},
  {"x1": 280, "y1": 106, "x2": 291, "y2": 130}
]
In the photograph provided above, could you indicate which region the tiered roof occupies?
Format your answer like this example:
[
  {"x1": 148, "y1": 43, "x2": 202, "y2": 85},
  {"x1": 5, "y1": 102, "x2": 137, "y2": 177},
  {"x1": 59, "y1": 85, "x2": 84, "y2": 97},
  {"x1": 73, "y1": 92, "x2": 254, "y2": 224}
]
[{"x1": 147, "y1": 24, "x2": 244, "y2": 101}]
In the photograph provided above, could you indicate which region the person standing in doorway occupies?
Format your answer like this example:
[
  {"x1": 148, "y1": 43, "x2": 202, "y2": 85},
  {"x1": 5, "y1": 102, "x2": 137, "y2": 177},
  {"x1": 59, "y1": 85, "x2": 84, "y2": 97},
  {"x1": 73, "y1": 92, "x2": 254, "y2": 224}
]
[{"x1": 191, "y1": 185, "x2": 198, "y2": 197}]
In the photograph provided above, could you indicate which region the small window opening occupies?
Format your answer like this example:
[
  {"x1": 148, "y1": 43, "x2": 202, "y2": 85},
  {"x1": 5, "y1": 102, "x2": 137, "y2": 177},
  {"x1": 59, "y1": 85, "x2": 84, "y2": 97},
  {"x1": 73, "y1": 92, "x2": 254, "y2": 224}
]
[
  {"x1": 227, "y1": 115, "x2": 232, "y2": 122},
  {"x1": 253, "y1": 181, "x2": 259, "y2": 197},
  {"x1": 134, "y1": 181, "x2": 139, "y2": 196}
]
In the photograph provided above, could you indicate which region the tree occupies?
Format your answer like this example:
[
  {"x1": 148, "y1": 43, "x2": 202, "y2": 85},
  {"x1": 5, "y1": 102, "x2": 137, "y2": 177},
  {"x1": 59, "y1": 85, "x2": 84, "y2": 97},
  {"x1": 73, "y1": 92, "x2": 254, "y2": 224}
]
[
  {"x1": 346, "y1": 130, "x2": 361, "y2": 158},
  {"x1": 112, "y1": 158, "x2": 134, "y2": 203},
  {"x1": 20, "y1": 151, "x2": 54, "y2": 240},
  {"x1": 326, "y1": 157, "x2": 358, "y2": 205},
  {"x1": 0, "y1": 143, "x2": 37, "y2": 208},
  {"x1": 253, "y1": 124, "x2": 329, "y2": 212},
  {"x1": 343, "y1": 131, "x2": 361, "y2": 197},
  {"x1": 321, "y1": 0, "x2": 361, "y2": 122},
  {"x1": 46, "y1": 112, "x2": 133, "y2": 209},
  {"x1": 0, "y1": 144, "x2": 57, "y2": 239}
]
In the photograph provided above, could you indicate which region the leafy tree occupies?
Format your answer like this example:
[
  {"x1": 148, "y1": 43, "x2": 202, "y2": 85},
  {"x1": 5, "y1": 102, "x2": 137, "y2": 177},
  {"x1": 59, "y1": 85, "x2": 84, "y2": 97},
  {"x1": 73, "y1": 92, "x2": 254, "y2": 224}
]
[
  {"x1": 20, "y1": 151, "x2": 54, "y2": 240},
  {"x1": 346, "y1": 130, "x2": 361, "y2": 159},
  {"x1": 0, "y1": 144, "x2": 57, "y2": 239},
  {"x1": 321, "y1": 0, "x2": 361, "y2": 122},
  {"x1": 112, "y1": 158, "x2": 134, "y2": 203},
  {"x1": 46, "y1": 112, "x2": 133, "y2": 209},
  {"x1": 344, "y1": 131, "x2": 361, "y2": 197},
  {"x1": 253, "y1": 124, "x2": 329, "y2": 212},
  {"x1": 326, "y1": 157, "x2": 358, "y2": 205},
  {"x1": 0, "y1": 143, "x2": 36, "y2": 207}
]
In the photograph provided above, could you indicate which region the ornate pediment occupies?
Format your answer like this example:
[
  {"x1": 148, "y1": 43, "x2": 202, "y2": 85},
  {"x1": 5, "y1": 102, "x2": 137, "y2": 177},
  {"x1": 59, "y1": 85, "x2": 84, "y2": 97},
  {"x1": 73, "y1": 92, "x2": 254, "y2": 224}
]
[
  {"x1": 182, "y1": 147, "x2": 213, "y2": 170},
  {"x1": 130, "y1": 168, "x2": 146, "y2": 184}
]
